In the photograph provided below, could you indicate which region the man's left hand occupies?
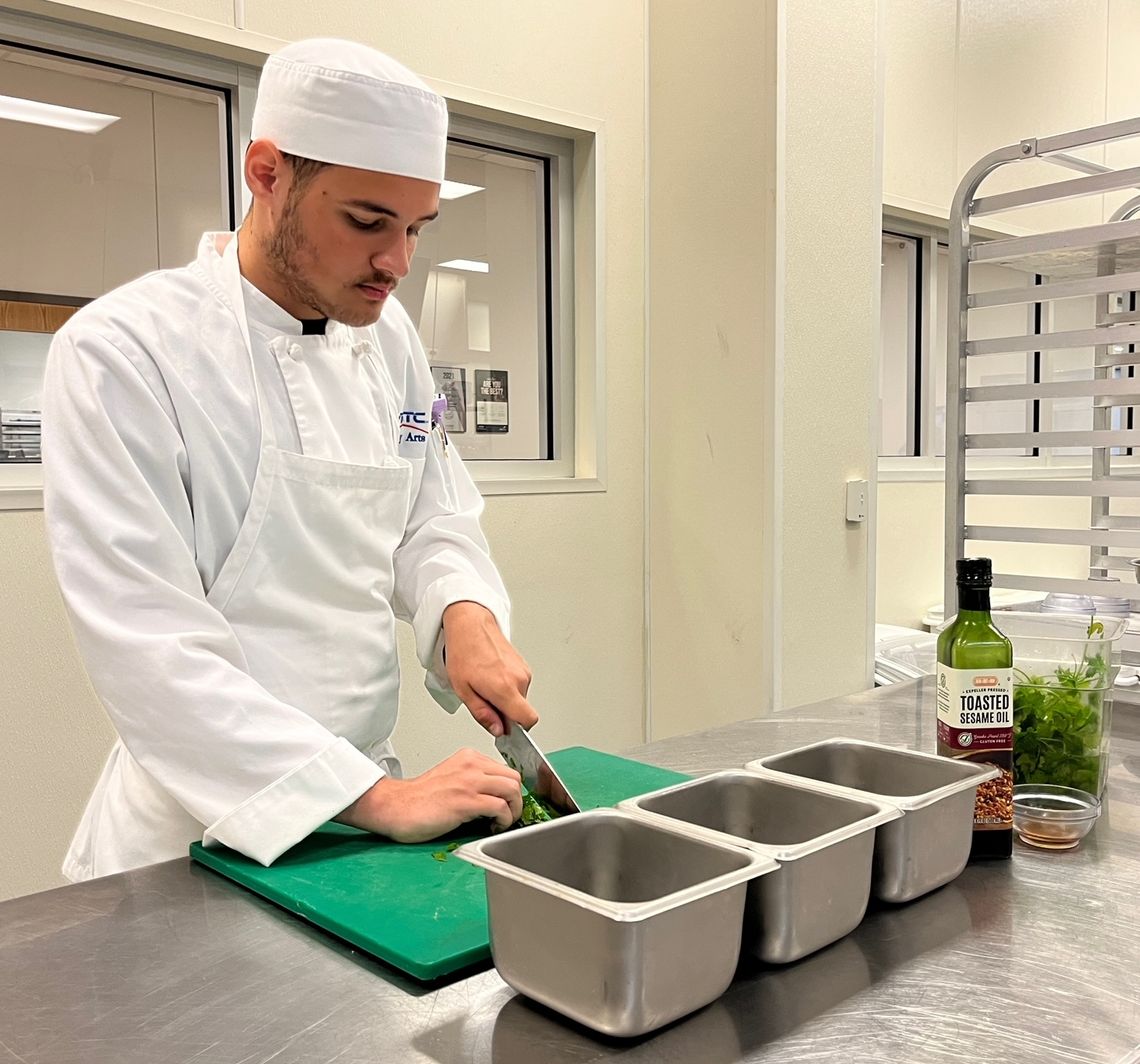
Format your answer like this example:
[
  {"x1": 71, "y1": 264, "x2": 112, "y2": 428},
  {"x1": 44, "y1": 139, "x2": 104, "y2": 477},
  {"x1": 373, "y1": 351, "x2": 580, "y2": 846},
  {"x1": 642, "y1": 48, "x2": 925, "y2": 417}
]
[{"x1": 442, "y1": 601, "x2": 538, "y2": 736}]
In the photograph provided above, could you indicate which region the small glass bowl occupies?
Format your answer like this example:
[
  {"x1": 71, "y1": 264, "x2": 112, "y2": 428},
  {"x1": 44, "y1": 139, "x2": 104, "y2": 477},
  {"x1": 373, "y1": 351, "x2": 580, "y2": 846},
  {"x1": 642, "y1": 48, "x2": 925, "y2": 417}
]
[{"x1": 1012, "y1": 784, "x2": 1101, "y2": 850}]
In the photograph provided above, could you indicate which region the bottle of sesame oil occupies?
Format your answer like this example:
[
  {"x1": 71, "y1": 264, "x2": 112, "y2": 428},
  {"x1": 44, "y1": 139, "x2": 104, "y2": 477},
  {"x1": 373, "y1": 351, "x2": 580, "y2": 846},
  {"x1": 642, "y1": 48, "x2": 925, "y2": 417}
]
[{"x1": 936, "y1": 558, "x2": 1014, "y2": 860}]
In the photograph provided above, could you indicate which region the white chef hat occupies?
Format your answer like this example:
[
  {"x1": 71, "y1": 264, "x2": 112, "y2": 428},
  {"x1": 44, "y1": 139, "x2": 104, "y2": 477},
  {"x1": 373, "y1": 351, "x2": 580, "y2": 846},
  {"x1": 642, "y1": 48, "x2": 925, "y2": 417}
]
[{"x1": 250, "y1": 38, "x2": 448, "y2": 183}]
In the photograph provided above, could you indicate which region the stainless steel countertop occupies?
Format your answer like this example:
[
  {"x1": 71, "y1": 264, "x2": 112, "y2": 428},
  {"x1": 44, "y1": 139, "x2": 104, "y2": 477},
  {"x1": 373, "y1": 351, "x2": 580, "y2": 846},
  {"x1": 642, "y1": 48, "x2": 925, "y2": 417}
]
[{"x1": 3, "y1": 678, "x2": 1138, "y2": 1064}]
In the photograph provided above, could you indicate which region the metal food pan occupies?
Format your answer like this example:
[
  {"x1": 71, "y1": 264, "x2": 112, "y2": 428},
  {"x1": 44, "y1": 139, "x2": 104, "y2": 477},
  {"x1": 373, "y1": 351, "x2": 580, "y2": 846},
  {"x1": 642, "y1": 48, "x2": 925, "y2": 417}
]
[
  {"x1": 456, "y1": 808, "x2": 776, "y2": 1037},
  {"x1": 619, "y1": 771, "x2": 900, "y2": 962},
  {"x1": 746, "y1": 739, "x2": 1000, "y2": 903}
]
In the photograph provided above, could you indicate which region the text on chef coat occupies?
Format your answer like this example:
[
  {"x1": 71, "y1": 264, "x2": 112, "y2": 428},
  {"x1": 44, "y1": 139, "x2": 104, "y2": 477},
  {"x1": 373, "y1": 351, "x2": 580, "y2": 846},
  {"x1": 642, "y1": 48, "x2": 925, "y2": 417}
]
[{"x1": 399, "y1": 410, "x2": 429, "y2": 445}]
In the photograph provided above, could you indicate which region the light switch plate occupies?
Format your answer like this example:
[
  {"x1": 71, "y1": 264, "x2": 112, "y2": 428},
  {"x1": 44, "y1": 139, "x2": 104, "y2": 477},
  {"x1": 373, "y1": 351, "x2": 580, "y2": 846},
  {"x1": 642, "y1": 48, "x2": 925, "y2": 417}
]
[{"x1": 846, "y1": 479, "x2": 868, "y2": 523}]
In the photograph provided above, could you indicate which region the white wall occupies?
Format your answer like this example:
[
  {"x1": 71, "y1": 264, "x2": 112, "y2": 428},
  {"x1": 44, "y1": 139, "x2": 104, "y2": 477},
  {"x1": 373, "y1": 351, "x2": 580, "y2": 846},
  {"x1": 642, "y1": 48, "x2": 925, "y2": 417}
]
[
  {"x1": 647, "y1": 0, "x2": 781, "y2": 738},
  {"x1": 647, "y1": 0, "x2": 883, "y2": 728},
  {"x1": 0, "y1": 512, "x2": 116, "y2": 902},
  {"x1": 878, "y1": 0, "x2": 1140, "y2": 631},
  {"x1": 780, "y1": 0, "x2": 882, "y2": 708},
  {"x1": 877, "y1": 484, "x2": 1094, "y2": 629},
  {"x1": 883, "y1": 0, "x2": 1140, "y2": 228},
  {"x1": 0, "y1": 0, "x2": 648, "y2": 899}
]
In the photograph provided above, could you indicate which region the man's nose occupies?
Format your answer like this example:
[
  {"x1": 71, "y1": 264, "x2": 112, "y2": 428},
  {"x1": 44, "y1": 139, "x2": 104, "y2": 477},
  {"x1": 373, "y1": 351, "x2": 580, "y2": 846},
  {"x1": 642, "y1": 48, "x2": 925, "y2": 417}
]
[{"x1": 371, "y1": 234, "x2": 412, "y2": 279}]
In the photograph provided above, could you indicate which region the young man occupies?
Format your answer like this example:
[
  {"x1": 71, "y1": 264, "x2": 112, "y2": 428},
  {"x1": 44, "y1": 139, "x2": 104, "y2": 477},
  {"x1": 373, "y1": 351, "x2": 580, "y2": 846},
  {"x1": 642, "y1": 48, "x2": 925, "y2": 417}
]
[{"x1": 43, "y1": 38, "x2": 534, "y2": 881}]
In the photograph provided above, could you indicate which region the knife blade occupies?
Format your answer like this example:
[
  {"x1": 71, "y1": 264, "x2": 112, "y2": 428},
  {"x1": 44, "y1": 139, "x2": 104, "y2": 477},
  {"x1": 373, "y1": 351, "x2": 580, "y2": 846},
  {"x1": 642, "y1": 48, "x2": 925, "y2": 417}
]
[{"x1": 495, "y1": 722, "x2": 582, "y2": 818}]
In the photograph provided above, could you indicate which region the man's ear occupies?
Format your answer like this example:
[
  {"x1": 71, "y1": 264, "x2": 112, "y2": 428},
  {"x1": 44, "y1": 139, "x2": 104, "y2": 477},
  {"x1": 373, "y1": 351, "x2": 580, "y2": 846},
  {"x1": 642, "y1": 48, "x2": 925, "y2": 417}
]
[{"x1": 244, "y1": 140, "x2": 288, "y2": 207}]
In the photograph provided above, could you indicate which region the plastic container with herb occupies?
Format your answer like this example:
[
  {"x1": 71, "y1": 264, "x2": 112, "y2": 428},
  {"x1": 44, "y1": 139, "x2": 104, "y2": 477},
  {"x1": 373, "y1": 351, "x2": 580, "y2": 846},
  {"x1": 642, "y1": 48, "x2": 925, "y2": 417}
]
[{"x1": 997, "y1": 612, "x2": 1127, "y2": 797}]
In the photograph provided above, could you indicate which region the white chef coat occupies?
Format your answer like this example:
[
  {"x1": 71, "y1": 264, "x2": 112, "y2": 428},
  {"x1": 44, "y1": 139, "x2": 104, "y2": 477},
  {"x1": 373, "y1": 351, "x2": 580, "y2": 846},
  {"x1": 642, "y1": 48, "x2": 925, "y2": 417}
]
[{"x1": 42, "y1": 232, "x2": 510, "y2": 881}]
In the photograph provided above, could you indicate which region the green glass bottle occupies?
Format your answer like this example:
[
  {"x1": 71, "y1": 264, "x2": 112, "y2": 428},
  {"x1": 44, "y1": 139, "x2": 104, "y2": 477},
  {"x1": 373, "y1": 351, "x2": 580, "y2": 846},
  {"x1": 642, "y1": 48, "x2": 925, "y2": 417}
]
[{"x1": 936, "y1": 558, "x2": 1014, "y2": 860}]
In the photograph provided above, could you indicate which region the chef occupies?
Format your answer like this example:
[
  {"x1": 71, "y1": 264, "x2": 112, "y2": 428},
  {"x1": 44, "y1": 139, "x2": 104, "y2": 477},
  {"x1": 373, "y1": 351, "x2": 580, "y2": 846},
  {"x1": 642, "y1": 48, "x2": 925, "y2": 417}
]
[{"x1": 42, "y1": 38, "x2": 535, "y2": 881}]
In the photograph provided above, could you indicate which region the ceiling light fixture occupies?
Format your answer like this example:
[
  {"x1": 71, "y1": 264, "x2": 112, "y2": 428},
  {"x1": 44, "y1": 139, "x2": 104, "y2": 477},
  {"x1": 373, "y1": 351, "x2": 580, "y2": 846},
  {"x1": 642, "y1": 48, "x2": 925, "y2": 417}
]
[
  {"x1": 0, "y1": 93, "x2": 120, "y2": 134},
  {"x1": 438, "y1": 259, "x2": 490, "y2": 273},
  {"x1": 439, "y1": 180, "x2": 485, "y2": 200}
]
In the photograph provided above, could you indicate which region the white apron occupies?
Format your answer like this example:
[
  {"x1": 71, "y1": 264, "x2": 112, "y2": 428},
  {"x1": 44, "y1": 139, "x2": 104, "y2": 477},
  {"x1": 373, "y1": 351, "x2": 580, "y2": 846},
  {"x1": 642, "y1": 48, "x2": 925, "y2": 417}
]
[{"x1": 63, "y1": 236, "x2": 413, "y2": 879}]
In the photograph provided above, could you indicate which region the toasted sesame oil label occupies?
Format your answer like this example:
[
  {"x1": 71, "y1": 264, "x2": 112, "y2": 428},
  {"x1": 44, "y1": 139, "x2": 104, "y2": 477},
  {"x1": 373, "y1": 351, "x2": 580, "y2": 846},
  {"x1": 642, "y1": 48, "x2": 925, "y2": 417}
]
[
  {"x1": 936, "y1": 664, "x2": 1013, "y2": 832},
  {"x1": 936, "y1": 665, "x2": 1012, "y2": 747}
]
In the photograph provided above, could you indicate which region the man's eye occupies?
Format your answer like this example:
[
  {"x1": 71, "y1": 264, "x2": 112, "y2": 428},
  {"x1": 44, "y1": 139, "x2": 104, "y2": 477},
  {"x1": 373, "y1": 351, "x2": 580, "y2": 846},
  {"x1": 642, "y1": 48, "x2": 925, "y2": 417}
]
[{"x1": 346, "y1": 214, "x2": 383, "y2": 231}]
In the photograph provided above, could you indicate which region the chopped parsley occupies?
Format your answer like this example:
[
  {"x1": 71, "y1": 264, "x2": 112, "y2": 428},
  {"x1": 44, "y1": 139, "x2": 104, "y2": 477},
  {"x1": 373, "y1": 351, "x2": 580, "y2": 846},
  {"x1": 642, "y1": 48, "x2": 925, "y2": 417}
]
[{"x1": 518, "y1": 792, "x2": 558, "y2": 826}]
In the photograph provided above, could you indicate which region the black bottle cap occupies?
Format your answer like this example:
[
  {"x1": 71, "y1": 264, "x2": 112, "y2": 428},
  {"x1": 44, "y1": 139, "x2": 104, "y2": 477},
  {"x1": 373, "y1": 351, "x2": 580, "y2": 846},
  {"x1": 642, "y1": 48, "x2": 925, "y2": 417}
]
[{"x1": 956, "y1": 557, "x2": 993, "y2": 588}]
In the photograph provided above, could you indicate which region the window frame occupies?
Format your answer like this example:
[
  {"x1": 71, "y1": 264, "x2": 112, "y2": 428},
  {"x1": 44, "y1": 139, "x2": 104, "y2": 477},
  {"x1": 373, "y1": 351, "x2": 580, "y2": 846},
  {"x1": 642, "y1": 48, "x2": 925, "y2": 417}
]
[
  {"x1": 879, "y1": 230, "x2": 920, "y2": 457},
  {"x1": 436, "y1": 114, "x2": 577, "y2": 484},
  {"x1": 879, "y1": 217, "x2": 944, "y2": 461},
  {"x1": 437, "y1": 99, "x2": 603, "y2": 495}
]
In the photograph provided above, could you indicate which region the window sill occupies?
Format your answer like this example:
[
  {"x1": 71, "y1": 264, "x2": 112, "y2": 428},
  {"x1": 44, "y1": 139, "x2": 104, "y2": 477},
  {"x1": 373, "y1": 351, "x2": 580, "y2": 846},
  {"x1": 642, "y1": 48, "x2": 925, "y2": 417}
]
[
  {"x1": 0, "y1": 486, "x2": 42, "y2": 511},
  {"x1": 878, "y1": 455, "x2": 1140, "y2": 484},
  {"x1": 0, "y1": 466, "x2": 44, "y2": 511},
  {"x1": 477, "y1": 473, "x2": 605, "y2": 496}
]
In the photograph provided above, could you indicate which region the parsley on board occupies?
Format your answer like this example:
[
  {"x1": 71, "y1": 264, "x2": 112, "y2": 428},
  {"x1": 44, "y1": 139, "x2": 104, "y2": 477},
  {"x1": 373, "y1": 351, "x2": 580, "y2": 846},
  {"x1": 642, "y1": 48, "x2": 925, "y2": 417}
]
[
  {"x1": 518, "y1": 792, "x2": 557, "y2": 826},
  {"x1": 428, "y1": 792, "x2": 558, "y2": 853},
  {"x1": 499, "y1": 750, "x2": 561, "y2": 827}
]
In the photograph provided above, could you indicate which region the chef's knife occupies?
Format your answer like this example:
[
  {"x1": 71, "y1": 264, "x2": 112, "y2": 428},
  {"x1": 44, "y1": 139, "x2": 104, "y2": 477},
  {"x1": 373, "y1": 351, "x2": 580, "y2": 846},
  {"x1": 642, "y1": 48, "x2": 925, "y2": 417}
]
[{"x1": 495, "y1": 722, "x2": 582, "y2": 817}]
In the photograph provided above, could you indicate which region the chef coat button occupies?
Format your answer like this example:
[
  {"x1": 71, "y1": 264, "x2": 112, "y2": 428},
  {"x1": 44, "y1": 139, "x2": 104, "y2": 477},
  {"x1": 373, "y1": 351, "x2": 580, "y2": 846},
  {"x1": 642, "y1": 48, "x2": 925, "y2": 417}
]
[
  {"x1": 351, "y1": 342, "x2": 371, "y2": 358},
  {"x1": 288, "y1": 343, "x2": 303, "y2": 362}
]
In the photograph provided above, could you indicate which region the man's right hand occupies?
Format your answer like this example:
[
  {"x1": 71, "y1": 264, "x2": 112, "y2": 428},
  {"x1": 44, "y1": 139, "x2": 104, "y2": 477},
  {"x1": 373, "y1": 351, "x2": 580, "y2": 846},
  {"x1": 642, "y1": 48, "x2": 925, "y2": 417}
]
[{"x1": 334, "y1": 749, "x2": 523, "y2": 842}]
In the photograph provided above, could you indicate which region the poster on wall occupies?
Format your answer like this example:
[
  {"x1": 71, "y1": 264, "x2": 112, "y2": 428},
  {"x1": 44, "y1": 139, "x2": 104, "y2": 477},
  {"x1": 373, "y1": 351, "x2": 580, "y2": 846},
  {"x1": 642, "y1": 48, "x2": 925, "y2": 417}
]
[
  {"x1": 430, "y1": 365, "x2": 467, "y2": 433},
  {"x1": 474, "y1": 369, "x2": 509, "y2": 434}
]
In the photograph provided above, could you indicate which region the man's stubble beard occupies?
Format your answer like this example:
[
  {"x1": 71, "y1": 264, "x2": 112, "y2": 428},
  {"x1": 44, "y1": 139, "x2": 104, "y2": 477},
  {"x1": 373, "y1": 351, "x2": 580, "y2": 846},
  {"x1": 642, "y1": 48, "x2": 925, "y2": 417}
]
[{"x1": 263, "y1": 194, "x2": 380, "y2": 328}]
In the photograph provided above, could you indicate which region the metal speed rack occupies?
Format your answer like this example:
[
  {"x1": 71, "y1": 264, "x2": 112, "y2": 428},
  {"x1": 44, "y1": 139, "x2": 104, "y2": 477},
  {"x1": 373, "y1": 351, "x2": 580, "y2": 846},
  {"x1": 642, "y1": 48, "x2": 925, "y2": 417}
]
[{"x1": 946, "y1": 118, "x2": 1140, "y2": 660}]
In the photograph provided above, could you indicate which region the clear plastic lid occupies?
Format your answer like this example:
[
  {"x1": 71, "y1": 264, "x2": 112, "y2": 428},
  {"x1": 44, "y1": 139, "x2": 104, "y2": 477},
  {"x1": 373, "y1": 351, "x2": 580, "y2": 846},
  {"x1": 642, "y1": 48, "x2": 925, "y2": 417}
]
[
  {"x1": 1086, "y1": 576, "x2": 1133, "y2": 616},
  {"x1": 1040, "y1": 592, "x2": 1096, "y2": 614}
]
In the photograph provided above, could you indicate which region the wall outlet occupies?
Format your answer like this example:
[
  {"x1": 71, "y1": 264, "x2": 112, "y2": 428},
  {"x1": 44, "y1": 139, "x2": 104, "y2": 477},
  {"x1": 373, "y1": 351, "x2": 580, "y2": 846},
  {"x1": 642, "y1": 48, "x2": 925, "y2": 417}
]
[{"x1": 845, "y1": 479, "x2": 868, "y2": 523}]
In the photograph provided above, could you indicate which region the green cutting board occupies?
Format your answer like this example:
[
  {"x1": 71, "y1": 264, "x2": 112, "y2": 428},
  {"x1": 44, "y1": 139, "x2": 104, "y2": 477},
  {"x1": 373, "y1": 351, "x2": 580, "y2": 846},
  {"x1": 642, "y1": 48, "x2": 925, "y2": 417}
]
[{"x1": 190, "y1": 746, "x2": 688, "y2": 981}]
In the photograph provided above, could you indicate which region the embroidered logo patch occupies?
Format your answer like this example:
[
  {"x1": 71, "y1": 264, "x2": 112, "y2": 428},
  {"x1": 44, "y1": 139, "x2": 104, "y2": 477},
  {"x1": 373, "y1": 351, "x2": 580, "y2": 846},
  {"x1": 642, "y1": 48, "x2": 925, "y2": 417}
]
[{"x1": 399, "y1": 410, "x2": 429, "y2": 445}]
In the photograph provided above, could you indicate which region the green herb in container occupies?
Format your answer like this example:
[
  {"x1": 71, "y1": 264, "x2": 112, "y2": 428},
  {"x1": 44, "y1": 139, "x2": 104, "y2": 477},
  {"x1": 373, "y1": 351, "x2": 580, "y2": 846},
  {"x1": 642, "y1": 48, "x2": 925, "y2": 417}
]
[{"x1": 1012, "y1": 619, "x2": 1112, "y2": 796}]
